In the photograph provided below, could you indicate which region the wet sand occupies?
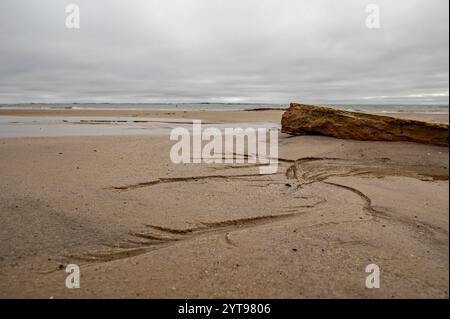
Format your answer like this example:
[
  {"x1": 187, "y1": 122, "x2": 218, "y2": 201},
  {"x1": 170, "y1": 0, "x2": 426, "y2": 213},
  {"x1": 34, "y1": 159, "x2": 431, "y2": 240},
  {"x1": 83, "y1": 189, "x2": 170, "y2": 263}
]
[
  {"x1": 0, "y1": 109, "x2": 448, "y2": 298},
  {"x1": 1, "y1": 108, "x2": 448, "y2": 124}
]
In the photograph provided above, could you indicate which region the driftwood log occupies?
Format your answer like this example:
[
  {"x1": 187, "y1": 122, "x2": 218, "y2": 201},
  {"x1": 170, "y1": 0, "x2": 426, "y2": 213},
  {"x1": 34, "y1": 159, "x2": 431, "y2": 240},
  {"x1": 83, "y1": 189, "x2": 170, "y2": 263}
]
[{"x1": 281, "y1": 103, "x2": 448, "y2": 146}]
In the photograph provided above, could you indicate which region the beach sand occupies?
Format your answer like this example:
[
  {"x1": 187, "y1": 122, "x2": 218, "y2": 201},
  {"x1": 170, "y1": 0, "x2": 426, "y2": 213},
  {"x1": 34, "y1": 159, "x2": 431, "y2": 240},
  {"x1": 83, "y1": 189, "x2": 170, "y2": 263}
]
[{"x1": 0, "y1": 109, "x2": 448, "y2": 298}]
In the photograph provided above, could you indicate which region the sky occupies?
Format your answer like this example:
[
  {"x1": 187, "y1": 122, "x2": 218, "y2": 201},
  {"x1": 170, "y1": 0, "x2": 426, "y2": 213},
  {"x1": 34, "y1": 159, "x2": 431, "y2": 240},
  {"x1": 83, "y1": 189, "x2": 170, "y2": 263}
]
[{"x1": 0, "y1": 0, "x2": 448, "y2": 105}]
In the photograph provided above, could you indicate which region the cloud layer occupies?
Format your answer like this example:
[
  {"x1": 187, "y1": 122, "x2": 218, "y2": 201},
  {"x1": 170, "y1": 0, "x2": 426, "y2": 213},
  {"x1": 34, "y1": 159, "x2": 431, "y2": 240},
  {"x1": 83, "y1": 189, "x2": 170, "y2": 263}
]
[{"x1": 0, "y1": 0, "x2": 448, "y2": 104}]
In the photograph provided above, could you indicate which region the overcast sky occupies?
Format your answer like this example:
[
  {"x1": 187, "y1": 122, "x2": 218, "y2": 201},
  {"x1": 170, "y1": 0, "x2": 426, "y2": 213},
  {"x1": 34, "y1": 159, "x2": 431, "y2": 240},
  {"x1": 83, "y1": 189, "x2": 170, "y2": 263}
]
[{"x1": 0, "y1": 0, "x2": 448, "y2": 104}]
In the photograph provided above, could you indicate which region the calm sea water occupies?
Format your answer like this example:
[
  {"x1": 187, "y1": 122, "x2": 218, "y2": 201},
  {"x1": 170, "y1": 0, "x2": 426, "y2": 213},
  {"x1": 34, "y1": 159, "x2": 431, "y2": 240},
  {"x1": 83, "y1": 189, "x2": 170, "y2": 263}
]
[
  {"x1": 0, "y1": 103, "x2": 448, "y2": 113},
  {"x1": 0, "y1": 115, "x2": 279, "y2": 138}
]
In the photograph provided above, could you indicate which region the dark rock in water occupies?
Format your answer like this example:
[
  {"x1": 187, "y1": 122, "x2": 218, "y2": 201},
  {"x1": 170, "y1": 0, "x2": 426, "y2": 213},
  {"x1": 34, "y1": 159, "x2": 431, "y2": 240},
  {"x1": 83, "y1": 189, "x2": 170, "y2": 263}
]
[{"x1": 281, "y1": 103, "x2": 449, "y2": 146}]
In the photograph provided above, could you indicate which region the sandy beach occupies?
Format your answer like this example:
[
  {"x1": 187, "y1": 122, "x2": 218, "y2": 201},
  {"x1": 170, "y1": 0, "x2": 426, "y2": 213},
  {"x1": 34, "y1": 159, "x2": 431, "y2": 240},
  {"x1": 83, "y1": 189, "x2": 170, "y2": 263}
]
[{"x1": 0, "y1": 109, "x2": 448, "y2": 298}]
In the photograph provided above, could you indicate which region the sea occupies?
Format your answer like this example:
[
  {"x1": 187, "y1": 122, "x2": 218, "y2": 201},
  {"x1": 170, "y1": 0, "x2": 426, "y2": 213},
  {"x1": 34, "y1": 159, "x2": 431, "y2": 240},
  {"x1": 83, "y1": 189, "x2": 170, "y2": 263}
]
[{"x1": 0, "y1": 103, "x2": 448, "y2": 113}]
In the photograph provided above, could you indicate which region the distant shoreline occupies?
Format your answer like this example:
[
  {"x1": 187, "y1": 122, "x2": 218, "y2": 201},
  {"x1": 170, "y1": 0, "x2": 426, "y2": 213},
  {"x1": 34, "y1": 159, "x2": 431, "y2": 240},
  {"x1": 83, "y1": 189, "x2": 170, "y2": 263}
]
[{"x1": 0, "y1": 102, "x2": 448, "y2": 113}]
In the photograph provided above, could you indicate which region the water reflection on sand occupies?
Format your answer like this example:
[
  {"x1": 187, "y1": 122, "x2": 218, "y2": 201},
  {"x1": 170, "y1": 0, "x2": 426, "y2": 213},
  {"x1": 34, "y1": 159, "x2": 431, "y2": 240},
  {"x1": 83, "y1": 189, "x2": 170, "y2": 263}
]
[{"x1": 0, "y1": 116, "x2": 279, "y2": 138}]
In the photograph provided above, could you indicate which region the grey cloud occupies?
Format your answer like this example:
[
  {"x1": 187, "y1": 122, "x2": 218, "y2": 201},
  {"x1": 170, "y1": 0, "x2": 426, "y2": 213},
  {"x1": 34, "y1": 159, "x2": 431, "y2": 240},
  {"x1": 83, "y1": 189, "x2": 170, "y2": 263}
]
[{"x1": 0, "y1": 0, "x2": 448, "y2": 104}]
